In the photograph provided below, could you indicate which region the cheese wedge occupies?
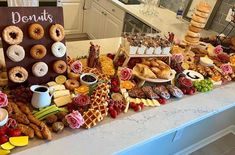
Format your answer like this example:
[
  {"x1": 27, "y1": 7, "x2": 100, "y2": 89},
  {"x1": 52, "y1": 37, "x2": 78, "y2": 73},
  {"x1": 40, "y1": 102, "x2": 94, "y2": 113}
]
[
  {"x1": 152, "y1": 99, "x2": 160, "y2": 107},
  {"x1": 141, "y1": 99, "x2": 147, "y2": 105},
  {"x1": 54, "y1": 95, "x2": 72, "y2": 107},
  {"x1": 53, "y1": 90, "x2": 70, "y2": 99},
  {"x1": 135, "y1": 98, "x2": 141, "y2": 104},
  {"x1": 49, "y1": 85, "x2": 65, "y2": 93},
  {"x1": 47, "y1": 81, "x2": 57, "y2": 87}
]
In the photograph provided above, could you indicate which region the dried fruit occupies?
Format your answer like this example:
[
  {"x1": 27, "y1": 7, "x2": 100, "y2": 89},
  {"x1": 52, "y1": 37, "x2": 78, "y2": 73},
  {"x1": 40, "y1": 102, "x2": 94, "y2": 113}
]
[
  {"x1": 7, "y1": 128, "x2": 21, "y2": 137},
  {"x1": 52, "y1": 122, "x2": 64, "y2": 133}
]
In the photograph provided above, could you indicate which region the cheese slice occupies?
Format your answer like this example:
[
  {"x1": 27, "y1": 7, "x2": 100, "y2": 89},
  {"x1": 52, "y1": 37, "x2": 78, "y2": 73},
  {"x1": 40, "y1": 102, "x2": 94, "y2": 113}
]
[
  {"x1": 152, "y1": 99, "x2": 160, "y2": 107},
  {"x1": 53, "y1": 90, "x2": 70, "y2": 99},
  {"x1": 54, "y1": 95, "x2": 72, "y2": 107},
  {"x1": 135, "y1": 98, "x2": 141, "y2": 104},
  {"x1": 49, "y1": 84, "x2": 65, "y2": 93},
  {"x1": 47, "y1": 81, "x2": 57, "y2": 87}
]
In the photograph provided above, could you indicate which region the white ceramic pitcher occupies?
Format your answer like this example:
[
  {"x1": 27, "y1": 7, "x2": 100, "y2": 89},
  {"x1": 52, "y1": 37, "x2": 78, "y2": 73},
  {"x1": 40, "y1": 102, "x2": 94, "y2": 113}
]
[{"x1": 30, "y1": 85, "x2": 52, "y2": 108}]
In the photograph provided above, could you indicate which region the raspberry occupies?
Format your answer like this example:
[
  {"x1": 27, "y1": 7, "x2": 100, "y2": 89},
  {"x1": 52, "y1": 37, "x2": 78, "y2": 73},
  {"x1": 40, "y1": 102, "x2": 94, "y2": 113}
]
[
  {"x1": 139, "y1": 102, "x2": 144, "y2": 110},
  {"x1": 110, "y1": 110, "x2": 118, "y2": 119},
  {"x1": 129, "y1": 102, "x2": 137, "y2": 109},
  {"x1": 133, "y1": 105, "x2": 141, "y2": 112},
  {"x1": 158, "y1": 98, "x2": 166, "y2": 104}
]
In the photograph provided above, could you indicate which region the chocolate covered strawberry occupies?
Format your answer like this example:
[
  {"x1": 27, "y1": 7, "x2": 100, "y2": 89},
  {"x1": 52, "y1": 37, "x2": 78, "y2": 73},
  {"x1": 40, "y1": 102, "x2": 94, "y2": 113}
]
[{"x1": 178, "y1": 77, "x2": 193, "y2": 88}]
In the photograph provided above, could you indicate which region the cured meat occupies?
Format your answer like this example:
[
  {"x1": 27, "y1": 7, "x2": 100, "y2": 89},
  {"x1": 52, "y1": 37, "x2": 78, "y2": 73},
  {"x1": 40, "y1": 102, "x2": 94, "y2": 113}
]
[
  {"x1": 128, "y1": 87, "x2": 146, "y2": 99},
  {"x1": 142, "y1": 86, "x2": 159, "y2": 99},
  {"x1": 166, "y1": 85, "x2": 183, "y2": 98},
  {"x1": 153, "y1": 85, "x2": 170, "y2": 99}
]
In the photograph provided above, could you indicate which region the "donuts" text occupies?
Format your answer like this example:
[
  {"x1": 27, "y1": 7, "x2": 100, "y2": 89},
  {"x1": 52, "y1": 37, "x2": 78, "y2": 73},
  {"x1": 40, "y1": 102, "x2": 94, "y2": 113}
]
[{"x1": 11, "y1": 10, "x2": 53, "y2": 24}]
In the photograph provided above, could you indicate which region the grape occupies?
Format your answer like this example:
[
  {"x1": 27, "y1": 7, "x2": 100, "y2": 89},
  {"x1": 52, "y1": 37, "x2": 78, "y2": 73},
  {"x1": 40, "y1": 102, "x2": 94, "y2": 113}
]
[{"x1": 193, "y1": 79, "x2": 213, "y2": 93}]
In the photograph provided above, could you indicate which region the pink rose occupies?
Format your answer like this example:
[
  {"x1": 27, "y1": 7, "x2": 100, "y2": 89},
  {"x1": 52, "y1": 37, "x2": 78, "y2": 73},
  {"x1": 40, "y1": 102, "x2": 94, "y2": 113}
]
[
  {"x1": 65, "y1": 110, "x2": 84, "y2": 129},
  {"x1": 120, "y1": 68, "x2": 132, "y2": 81},
  {"x1": 214, "y1": 45, "x2": 223, "y2": 55},
  {"x1": 172, "y1": 54, "x2": 184, "y2": 63},
  {"x1": 73, "y1": 94, "x2": 90, "y2": 106},
  {"x1": 0, "y1": 91, "x2": 8, "y2": 108},
  {"x1": 71, "y1": 60, "x2": 82, "y2": 74},
  {"x1": 221, "y1": 64, "x2": 233, "y2": 75}
]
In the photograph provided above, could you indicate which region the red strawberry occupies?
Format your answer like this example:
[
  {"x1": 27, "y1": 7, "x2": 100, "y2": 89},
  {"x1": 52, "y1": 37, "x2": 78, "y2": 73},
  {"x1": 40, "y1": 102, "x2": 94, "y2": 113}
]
[
  {"x1": 0, "y1": 135, "x2": 8, "y2": 145},
  {"x1": 0, "y1": 126, "x2": 8, "y2": 136},
  {"x1": 129, "y1": 102, "x2": 137, "y2": 109},
  {"x1": 7, "y1": 128, "x2": 21, "y2": 137},
  {"x1": 134, "y1": 105, "x2": 141, "y2": 112},
  {"x1": 110, "y1": 110, "x2": 118, "y2": 119},
  {"x1": 139, "y1": 102, "x2": 144, "y2": 110},
  {"x1": 187, "y1": 89, "x2": 195, "y2": 95},
  {"x1": 158, "y1": 98, "x2": 166, "y2": 105},
  {"x1": 107, "y1": 53, "x2": 115, "y2": 60},
  {"x1": 108, "y1": 106, "x2": 114, "y2": 112}
]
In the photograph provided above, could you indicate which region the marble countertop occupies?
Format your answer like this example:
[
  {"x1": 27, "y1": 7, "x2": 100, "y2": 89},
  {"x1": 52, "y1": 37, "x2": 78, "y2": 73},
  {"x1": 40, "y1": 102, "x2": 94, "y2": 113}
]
[
  {"x1": 110, "y1": 0, "x2": 217, "y2": 39},
  {"x1": 1, "y1": 38, "x2": 233, "y2": 155}
]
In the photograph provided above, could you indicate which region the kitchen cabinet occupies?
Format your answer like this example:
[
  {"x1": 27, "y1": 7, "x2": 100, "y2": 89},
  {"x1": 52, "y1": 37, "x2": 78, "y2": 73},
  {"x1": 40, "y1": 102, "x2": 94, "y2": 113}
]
[
  {"x1": 61, "y1": 0, "x2": 84, "y2": 35},
  {"x1": 85, "y1": 0, "x2": 124, "y2": 39}
]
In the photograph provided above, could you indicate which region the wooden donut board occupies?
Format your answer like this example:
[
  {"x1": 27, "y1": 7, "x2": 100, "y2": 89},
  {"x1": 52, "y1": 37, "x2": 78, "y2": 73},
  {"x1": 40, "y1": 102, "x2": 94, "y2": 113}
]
[{"x1": 0, "y1": 7, "x2": 67, "y2": 87}]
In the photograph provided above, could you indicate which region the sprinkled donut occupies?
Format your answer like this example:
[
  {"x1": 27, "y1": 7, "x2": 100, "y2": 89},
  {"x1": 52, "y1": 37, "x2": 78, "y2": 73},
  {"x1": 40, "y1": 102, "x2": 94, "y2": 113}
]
[
  {"x1": 53, "y1": 60, "x2": 67, "y2": 74},
  {"x1": 49, "y1": 24, "x2": 65, "y2": 41},
  {"x1": 32, "y1": 62, "x2": 48, "y2": 77},
  {"x1": 8, "y1": 66, "x2": 28, "y2": 83},
  {"x1": 28, "y1": 23, "x2": 44, "y2": 40},
  {"x1": 7, "y1": 45, "x2": 25, "y2": 62},
  {"x1": 30, "y1": 44, "x2": 47, "y2": 59},
  {"x1": 2, "y1": 26, "x2": 23, "y2": 45},
  {"x1": 51, "y1": 42, "x2": 66, "y2": 58}
]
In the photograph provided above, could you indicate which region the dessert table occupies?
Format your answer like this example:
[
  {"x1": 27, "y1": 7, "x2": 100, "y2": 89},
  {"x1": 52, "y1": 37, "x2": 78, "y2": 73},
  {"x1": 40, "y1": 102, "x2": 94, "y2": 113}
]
[{"x1": 0, "y1": 37, "x2": 235, "y2": 155}]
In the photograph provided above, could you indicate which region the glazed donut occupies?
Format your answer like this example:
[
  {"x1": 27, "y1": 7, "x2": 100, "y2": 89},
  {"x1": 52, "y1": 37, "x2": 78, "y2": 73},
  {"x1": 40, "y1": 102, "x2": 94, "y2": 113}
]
[
  {"x1": 51, "y1": 42, "x2": 66, "y2": 58},
  {"x1": 49, "y1": 24, "x2": 65, "y2": 41},
  {"x1": 7, "y1": 45, "x2": 25, "y2": 62},
  {"x1": 2, "y1": 26, "x2": 23, "y2": 45},
  {"x1": 9, "y1": 66, "x2": 28, "y2": 83},
  {"x1": 187, "y1": 30, "x2": 200, "y2": 38},
  {"x1": 53, "y1": 60, "x2": 67, "y2": 74},
  {"x1": 65, "y1": 79, "x2": 80, "y2": 91},
  {"x1": 189, "y1": 25, "x2": 202, "y2": 33},
  {"x1": 196, "y1": 2, "x2": 211, "y2": 13},
  {"x1": 185, "y1": 35, "x2": 200, "y2": 43},
  {"x1": 67, "y1": 68, "x2": 80, "y2": 80},
  {"x1": 192, "y1": 14, "x2": 207, "y2": 23},
  {"x1": 30, "y1": 44, "x2": 47, "y2": 59},
  {"x1": 28, "y1": 23, "x2": 44, "y2": 40},
  {"x1": 195, "y1": 10, "x2": 209, "y2": 18},
  {"x1": 191, "y1": 20, "x2": 205, "y2": 28},
  {"x1": 32, "y1": 62, "x2": 48, "y2": 77}
]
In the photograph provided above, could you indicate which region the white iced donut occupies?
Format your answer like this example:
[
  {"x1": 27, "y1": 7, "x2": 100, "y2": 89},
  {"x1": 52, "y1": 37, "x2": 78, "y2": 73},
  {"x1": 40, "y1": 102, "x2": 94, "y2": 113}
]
[
  {"x1": 32, "y1": 62, "x2": 48, "y2": 77},
  {"x1": 51, "y1": 42, "x2": 66, "y2": 58},
  {"x1": 7, "y1": 45, "x2": 25, "y2": 62}
]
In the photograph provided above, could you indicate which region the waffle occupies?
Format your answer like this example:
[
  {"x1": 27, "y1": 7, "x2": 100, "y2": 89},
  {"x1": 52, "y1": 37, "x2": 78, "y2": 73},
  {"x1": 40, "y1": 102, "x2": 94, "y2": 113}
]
[
  {"x1": 82, "y1": 109, "x2": 103, "y2": 129},
  {"x1": 91, "y1": 103, "x2": 108, "y2": 117},
  {"x1": 82, "y1": 67, "x2": 109, "y2": 81}
]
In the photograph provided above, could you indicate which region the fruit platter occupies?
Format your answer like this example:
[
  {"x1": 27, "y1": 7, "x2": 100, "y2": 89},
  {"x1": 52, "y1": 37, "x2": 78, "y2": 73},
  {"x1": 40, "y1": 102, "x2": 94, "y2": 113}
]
[{"x1": 0, "y1": 2, "x2": 235, "y2": 154}]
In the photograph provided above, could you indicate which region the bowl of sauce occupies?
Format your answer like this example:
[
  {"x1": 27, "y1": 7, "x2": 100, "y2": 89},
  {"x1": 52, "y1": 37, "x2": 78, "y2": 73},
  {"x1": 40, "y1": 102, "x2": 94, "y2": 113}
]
[{"x1": 80, "y1": 73, "x2": 98, "y2": 86}]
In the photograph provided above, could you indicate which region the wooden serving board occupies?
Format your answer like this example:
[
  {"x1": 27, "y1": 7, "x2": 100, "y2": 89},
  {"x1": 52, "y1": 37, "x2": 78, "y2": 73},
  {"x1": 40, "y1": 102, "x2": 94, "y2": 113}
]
[{"x1": 0, "y1": 7, "x2": 66, "y2": 87}]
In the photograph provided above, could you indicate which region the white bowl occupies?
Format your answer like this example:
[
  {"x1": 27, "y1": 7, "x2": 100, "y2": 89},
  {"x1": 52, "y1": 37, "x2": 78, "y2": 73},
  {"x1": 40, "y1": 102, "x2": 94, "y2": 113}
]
[
  {"x1": 80, "y1": 73, "x2": 98, "y2": 86},
  {"x1": 0, "y1": 108, "x2": 8, "y2": 127}
]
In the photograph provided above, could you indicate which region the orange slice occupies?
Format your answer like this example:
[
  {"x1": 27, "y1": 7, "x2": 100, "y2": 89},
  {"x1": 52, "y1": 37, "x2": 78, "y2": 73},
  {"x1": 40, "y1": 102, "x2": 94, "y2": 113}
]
[
  {"x1": 55, "y1": 75, "x2": 67, "y2": 84},
  {"x1": 120, "y1": 81, "x2": 135, "y2": 90},
  {"x1": 230, "y1": 55, "x2": 235, "y2": 64},
  {"x1": 74, "y1": 85, "x2": 89, "y2": 94},
  {"x1": 211, "y1": 75, "x2": 221, "y2": 82}
]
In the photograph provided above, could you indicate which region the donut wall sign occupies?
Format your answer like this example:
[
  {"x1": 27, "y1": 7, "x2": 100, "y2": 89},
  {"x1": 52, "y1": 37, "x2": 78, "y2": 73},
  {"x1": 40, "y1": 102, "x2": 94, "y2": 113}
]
[{"x1": 0, "y1": 7, "x2": 67, "y2": 87}]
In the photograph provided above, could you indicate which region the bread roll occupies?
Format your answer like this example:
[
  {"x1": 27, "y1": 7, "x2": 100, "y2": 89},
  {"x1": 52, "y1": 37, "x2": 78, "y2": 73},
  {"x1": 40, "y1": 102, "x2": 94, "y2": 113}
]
[
  {"x1": 157, "y1": 68, "x2": 172, "y2": 80},
  {"x1": 192, "y1": 14, "x2": 207, "y2": 23},
  {"x1": 191, "y1": 20, "x2": 205, "y2": 28},
  {"x1": 189, "y1": 25, "x2": 202, "y2": 33},
  {"x1": 187, "y1": 30, "x2": 200, "y2": 38}
]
